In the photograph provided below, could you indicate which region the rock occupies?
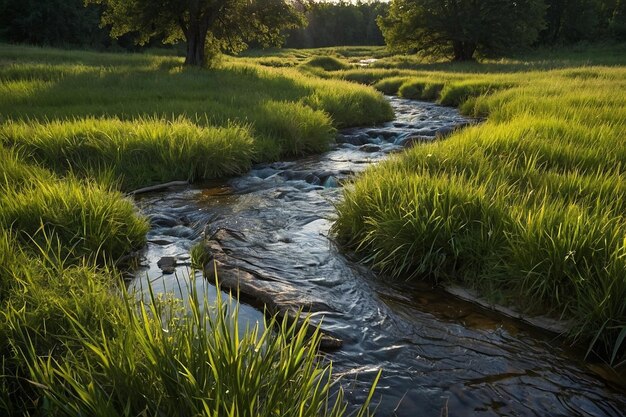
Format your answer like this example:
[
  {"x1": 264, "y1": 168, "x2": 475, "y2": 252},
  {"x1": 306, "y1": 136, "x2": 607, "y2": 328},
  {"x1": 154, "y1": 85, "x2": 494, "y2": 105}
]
[
  {"x1": 157, "y1": 256, "x2": 177, "y2": 274},
  {"x1": 304, "y1": 173, "x2": 321, "y2": 185},
  {"x1": 198, "y1": 229, "x2": 343, "y2": 350},
  {"x1": 148, "y1": 239, "x2": 174, "y2": 246},
  {"x1": 320, "y1": 334, "x2": 343, "y2": 350},
  {"x1": 336, "y1": 133, "x2": 369, "y2": 146},
  {"x1": 360, "y1": 144, "x2": 382, "y2": 153},
  {"x1": 444, "y1": 285, "x2": 572, "y2": 335},
  {"x1": 434, "y1": 126, "x2": 456, "y2": 139},
  {"x1": 365, "y1": 129, "x2": 397, "y2": 140}
]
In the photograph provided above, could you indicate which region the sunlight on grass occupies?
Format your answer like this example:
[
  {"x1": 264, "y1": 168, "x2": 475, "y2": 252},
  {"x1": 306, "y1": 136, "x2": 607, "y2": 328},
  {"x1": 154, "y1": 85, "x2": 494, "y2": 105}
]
[{"x1": 333, "y1": 48, "x2": 626, "y2": 365}]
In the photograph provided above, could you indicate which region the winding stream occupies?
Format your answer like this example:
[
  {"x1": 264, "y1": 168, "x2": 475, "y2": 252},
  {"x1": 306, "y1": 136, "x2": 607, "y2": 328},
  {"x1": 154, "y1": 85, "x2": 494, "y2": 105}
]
[{"x1": 131, "y1": 97, "x2": 626, "y2": 417}]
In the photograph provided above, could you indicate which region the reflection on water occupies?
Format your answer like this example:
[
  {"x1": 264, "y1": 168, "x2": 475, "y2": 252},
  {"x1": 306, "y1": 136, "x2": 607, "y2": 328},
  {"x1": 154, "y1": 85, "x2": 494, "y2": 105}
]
[{"x1": 132, "y1": 97, "x2": 626, "y2": 416}]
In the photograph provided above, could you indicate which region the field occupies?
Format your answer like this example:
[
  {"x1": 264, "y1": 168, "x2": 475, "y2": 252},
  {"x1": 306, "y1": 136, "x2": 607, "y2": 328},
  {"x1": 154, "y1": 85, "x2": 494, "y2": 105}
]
[
  {"x1": 0, "y1": 44, "x2": 390, "y2": 415},
  {"x1": 324, "y1": 44, "x2": 626, "y2": 367}
]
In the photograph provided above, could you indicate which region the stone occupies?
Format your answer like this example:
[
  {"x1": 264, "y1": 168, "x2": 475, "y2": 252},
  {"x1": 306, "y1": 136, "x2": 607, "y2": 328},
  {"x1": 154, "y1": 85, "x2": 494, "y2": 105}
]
[
  {"x1": 157, "y1": 256, "x2": 177, "y2": 274},
  {"x1": 360, "y1": 144, "x2": 382, "y2": 153}
]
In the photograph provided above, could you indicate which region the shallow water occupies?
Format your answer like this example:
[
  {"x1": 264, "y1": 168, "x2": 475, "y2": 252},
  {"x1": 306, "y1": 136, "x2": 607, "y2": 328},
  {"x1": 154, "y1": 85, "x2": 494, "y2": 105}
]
[{"x1": 131, "y1": 97, "x2": 626, "y2": 417}]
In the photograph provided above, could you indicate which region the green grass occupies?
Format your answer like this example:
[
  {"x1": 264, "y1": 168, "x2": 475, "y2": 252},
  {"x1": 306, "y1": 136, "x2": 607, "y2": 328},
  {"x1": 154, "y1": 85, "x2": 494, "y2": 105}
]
[
  {"x1": 331, "y1": 44, "x2": 626, "y2": 366},
  {"x1": 0, "y1": 246, "x2": 378, "y2": 416},
  {"x1": 303, "y1": 56, "x2": 351, "y2": 71},
  {"x1": 0, "y1": 117, "x2": 257, "y2": 190},
  {"x1": 0, "y1": 44, "x2": 392, "y2": 189},
  {"x1": 0, "y1": 43, "x2": 390, "y2": 415}
]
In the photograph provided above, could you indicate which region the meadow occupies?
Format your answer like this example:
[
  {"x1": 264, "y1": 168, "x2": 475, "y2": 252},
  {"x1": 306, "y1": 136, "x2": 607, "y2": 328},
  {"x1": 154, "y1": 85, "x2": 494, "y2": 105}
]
[
  {"x1": 326, "y1": 44, "x2": 626, "y2": 367},
  {"x1": 0, "y1": 44, "x2": 390, "y2": 415}
]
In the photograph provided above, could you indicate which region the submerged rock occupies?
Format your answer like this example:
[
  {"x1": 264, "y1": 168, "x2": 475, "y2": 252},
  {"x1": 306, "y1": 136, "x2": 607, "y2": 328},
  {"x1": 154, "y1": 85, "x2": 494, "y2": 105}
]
[{"x1": 199, "y1": 228, "x2": 343, "y2": 350}]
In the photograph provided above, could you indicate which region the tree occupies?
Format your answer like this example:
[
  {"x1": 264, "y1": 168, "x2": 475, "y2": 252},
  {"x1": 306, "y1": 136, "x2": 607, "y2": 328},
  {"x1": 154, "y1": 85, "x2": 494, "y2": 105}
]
[
  {"x1": 88, "y1": 0, "x2": 305, "y2": 66},
  {"x1": 378, "y1": 0, "x2": 546, "y2": 61}
]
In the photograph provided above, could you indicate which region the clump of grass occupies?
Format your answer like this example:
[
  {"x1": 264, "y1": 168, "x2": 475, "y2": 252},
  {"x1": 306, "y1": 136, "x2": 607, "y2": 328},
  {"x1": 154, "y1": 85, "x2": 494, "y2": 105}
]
[
  {"x1": 0, "y1": 176, "x2": 149, "y2": 264},
  {"x1": 373, "y1": 77, "x2": 410, "y2": 95},
  {"x1": 304, "y1": 56, "x2": 351, "y2": 72},
  {"x1": 334, "y1": 54, "x2": 626, "y2": 365},
  {"x1": 0, "y1": 117, "x2": 256, "y2": 190},
  {"x1": 303, "y1": 79, "x2": 394, "y2": 128},
  {"x1": 252, "y1": 101, "x2": 335, "y2": 156},
  {"x1": 0, "y1": 44, "x2": 387, "y2": 415},
  {"x1": 0, "y1": 44, "x2": 393, "y2": 189},
  {"x1": 0, "y1": 148, "x2": 49, "y2": 192}
]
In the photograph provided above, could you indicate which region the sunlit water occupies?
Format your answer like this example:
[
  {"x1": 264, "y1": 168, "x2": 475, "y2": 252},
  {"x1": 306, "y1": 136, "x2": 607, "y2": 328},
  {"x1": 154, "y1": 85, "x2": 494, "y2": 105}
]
[{"x1": 131, "y1": 97, "x2": 626, "y2": 417}]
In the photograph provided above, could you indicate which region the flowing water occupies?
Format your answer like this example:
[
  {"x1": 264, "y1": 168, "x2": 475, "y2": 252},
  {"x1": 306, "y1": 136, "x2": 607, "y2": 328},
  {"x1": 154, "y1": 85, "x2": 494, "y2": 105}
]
[{"x1": 131, "y1": 97, "x2": 626, "y2": 417}]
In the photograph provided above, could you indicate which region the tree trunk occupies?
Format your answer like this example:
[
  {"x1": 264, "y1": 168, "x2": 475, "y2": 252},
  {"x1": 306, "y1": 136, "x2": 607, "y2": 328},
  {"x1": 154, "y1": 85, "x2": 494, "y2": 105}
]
[
  {"x1": 452, "y1": 41, "x2": 477, "y2": 61},
  {"x1": 184, "y1": 25, "x2": 208, "y2": 66}
]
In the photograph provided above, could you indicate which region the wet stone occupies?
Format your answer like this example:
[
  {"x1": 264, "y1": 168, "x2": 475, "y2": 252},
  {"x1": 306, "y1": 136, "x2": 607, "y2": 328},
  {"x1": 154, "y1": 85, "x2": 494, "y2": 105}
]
[
  {"x1": 148, "y1": 239, "x2": 174, "y2": 246},
  {"x1": 399, "y1": 135, "x2": 433, "y2": 148},
  {"x1": 365, "y1": 129, "x2": 397, "y2": 140},
  {"x1": 360, "y1": 144, "x2": 382, "y2": 153},
  {"x1": 157, "y1": 256, "x2": 177, "y2": 274},
  {"x1": 336, "y1": 133, "x2": 370, "y2": 146}
]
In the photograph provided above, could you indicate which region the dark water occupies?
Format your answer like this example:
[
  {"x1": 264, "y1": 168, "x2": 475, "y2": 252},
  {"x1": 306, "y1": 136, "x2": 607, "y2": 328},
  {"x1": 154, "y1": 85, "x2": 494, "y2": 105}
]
[{"x1": 131, "y1": 97, "x2": 626, "y2": 417}]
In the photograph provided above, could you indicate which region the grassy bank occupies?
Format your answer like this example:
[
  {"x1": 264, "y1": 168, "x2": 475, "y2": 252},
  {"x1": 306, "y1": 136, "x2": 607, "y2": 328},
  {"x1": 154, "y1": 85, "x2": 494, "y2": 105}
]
[
  {"x1": 0, "y1": 44, "x2": 392, "y2": 189},
  {"x1": 0, "y1": 44, "x2": 390, "y2": 415},
  {"x1": 330, "y1": 44, "x2": 626, "y2": 366}
]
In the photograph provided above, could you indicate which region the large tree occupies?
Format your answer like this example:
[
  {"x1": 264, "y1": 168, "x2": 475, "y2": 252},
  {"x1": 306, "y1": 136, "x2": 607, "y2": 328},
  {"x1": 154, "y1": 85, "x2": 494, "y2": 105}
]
[
  {"x1": 89, "y1": 0, "x2": 305, "y2": 66},
  {"x1": 378, "y1": 0, "x2": 546, "y2": 61}
]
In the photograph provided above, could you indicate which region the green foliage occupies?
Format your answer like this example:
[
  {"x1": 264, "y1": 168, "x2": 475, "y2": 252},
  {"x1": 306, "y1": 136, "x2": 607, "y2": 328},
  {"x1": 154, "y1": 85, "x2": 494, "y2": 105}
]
[
  {"x1": 0, "y1": 44, "x2": 392, "y2": 183},
  {"x1": 0, "y1": 44, "x2": 389, "y2": 416},
  {"x1": 88, "y1": 0, "x2": 304, "y2": 66},
  {"x1": 379, "y1": 0, "x2": 546, "y2": 61},
  {"x1": 610, "y1": 0, "x2": 626, "y2": 40},
  {"x1": 334, "y1": 54, "x2": 626, "y2": 365}
]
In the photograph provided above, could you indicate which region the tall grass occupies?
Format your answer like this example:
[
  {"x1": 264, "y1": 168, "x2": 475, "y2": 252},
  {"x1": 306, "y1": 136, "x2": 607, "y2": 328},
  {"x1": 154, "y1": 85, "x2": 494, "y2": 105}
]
[
  {"x1": 0, "y1": 117, "x2": 256, "y2": 190},
  {"x1": 0, "y1": 244, "x2": 378, "y2": 416},
  {"x1": 333, "y1": 48, "x2": 626, "y2": 365}
]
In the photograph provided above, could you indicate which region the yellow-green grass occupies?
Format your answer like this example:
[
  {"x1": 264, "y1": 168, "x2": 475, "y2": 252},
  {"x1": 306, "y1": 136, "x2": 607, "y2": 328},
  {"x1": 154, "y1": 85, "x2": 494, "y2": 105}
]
[{"x1": 333, "y1": 49, "x2": 626, "y2": 365}]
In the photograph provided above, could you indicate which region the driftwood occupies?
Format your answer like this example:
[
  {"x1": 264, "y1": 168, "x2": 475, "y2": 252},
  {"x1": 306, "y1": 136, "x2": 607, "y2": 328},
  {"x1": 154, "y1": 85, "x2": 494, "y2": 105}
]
[{"x1": 129, "y1": 180, "x2": 189, "y2": 195}]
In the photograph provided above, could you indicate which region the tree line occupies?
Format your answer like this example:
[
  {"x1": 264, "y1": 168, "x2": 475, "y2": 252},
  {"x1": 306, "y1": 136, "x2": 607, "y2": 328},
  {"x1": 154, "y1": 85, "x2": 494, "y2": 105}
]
[
  {"x1": 0, "y1": 0, "x2": 624, "y2": 62},
  {"x1": 283, "y1": 1, "x2": 387, "y2": 48}
]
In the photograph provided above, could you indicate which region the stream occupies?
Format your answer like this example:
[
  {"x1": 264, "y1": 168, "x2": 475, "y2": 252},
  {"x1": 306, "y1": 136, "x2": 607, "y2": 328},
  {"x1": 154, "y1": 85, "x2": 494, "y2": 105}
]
[{"x1": 131, "y1": 97, "x2": 626, "y2": 417}]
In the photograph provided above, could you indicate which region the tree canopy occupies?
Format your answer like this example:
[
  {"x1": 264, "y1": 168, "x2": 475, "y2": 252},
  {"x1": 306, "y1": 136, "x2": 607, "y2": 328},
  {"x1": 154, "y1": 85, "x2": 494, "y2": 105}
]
[
  {"x1": 88, "y1": 0, "x2": 305, "y2": 66},
  {"x1": 378, "y1": 0, "x2": 546, "y2": 61}
]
